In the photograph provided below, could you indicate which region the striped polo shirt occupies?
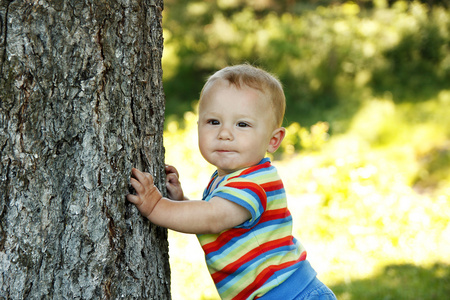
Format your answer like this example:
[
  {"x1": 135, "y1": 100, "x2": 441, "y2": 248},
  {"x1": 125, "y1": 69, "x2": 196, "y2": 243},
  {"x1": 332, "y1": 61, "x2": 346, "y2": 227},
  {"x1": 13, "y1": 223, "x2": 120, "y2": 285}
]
[{"x1": 197, "y1": 158, "x2": 307, "y2": 299}]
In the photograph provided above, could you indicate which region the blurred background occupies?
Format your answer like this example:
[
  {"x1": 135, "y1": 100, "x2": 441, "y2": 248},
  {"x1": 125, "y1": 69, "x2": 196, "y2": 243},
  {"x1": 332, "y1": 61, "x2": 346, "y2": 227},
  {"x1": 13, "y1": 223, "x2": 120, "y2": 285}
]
[{"x1": 161, "y1": 0, "x2": 450, "y2": 299}]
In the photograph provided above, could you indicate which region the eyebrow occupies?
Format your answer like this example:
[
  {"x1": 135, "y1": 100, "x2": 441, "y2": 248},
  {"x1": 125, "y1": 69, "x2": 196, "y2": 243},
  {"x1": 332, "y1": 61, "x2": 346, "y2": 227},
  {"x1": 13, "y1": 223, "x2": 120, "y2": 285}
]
[{"x1": 204, "y1": 110, "x2": 256, "y2": 118}]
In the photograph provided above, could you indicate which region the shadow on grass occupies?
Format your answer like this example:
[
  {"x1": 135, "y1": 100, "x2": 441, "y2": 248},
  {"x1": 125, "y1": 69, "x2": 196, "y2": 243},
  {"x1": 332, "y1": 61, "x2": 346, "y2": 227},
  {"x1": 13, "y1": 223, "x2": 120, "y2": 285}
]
[{"x1": 331, "y1": 263, "x2": 450, "y2": 300}]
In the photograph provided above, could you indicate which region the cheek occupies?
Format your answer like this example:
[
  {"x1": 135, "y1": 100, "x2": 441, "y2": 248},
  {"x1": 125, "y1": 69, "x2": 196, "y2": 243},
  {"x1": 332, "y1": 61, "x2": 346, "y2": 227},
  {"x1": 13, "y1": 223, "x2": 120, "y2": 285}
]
[
  {"x1": 198, "y1": 136, "x2": 205, "y2": 150},
  {"x1": 198, "y1": 132, "x2": 211, "y2": 152},
  {"x1": 249, "y1": 134, "x2": 270, "y2": 151},
  {"x1": 198, "y1": 130, "x2": 209, "y2": 144},
  {"x1": 198, "y1": 140, "x2": 208, "y2": 159}
]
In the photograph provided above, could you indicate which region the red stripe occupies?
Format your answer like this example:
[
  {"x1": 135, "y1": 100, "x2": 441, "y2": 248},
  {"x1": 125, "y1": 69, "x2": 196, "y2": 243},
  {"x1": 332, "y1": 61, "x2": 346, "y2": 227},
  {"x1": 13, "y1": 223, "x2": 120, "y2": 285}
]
[
  {"x1": 206, "y1": 178, "x2": 214, "y2": 190},
  {"x1": 260, "y1": 179, "x2": 284, "y2": 192},
  {"x1": 259, "y1": 208, "x2": 290, "y2": 222},
  {"x1": 205, "y1": 173, "x2": 218, "y2": 191},
  {"x1": 299, "y1": 250, "x2": 307, "y2": 261},
  {"x1": 232, "y1": 254, "x2": 307, "y2": 300},
  {"x1": 225, "y1": 181, "x2": 267, "y2": 209},
  {"x1": 202, "y1": 227, "x2": 251, "y2": 254},
  {"x1": 211, "y1": 236, "x2": 294, "y2": 283}
]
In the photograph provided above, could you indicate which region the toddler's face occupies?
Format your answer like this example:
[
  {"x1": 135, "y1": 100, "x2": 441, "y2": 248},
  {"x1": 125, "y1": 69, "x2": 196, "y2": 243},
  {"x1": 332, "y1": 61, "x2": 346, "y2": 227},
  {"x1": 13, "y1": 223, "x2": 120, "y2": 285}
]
[{"x1": 198, "y1": 80, "x2": 276, "y2": 176}]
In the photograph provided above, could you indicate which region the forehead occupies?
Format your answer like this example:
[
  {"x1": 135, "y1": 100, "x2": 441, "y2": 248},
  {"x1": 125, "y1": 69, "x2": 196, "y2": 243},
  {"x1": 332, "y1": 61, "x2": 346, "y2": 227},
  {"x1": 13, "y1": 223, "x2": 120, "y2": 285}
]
[{"x1": 199, "y1": 79, "x2": 269, "y2": 109}]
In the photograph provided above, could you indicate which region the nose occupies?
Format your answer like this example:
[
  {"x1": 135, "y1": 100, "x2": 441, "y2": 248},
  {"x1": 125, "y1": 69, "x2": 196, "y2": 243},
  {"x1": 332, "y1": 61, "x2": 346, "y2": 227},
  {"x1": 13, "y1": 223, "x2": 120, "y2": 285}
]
[{"x1": 218, "y1": 126, "x2": 233, "y2": 141}]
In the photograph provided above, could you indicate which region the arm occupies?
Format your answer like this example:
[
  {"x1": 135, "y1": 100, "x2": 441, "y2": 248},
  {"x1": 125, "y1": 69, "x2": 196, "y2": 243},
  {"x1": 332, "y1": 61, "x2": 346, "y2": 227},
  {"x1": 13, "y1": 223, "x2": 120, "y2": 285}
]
[
  {"x1": 126, "y1": 168, "x2": 251, "y2": 234},
  {"x1": 150, "y1": 197, "x2": 251, "y2": 234}
]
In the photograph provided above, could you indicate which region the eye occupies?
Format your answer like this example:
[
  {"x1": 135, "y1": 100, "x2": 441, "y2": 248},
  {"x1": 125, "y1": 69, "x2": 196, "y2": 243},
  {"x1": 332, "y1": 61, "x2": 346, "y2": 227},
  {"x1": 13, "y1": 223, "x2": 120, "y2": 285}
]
[
  {"x1": 207, "y1": 119, "x2": 220, "y2": 125},
  {"x1": 237, "y1": 122, "x2": 250, "y2": 128}
]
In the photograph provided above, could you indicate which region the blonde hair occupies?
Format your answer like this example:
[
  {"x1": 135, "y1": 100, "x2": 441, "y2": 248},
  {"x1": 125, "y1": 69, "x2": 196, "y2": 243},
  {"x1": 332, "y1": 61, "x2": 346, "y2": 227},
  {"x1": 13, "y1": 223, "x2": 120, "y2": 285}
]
[{"x1": 199, "y1": 64, "x2": 286, "y2": 128}]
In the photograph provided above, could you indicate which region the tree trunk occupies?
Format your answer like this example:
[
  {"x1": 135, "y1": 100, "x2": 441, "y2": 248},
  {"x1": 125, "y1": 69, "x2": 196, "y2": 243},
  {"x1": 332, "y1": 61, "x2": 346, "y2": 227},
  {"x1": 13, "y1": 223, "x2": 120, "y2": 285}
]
[{"x1": 0, "y1": 0, "x2": 170, "y2": 299}]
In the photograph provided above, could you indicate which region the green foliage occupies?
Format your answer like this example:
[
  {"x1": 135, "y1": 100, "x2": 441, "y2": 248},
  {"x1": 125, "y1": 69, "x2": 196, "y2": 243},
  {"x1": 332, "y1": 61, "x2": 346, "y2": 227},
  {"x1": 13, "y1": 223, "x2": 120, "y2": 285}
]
[
  {"x1": 163, "y1": 1, "x2": 450, "y2": 128},
  {"x1": 372, "y1": 5, "x2": 450, "y2": 100},
  {"x1": 281, "y1": 121, "x2": 330, "y2": 154}
]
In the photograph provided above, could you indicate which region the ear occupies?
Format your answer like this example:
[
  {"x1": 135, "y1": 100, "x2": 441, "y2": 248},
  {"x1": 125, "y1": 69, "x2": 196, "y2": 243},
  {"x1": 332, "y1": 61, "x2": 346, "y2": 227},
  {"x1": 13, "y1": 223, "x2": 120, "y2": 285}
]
[{"x1": 267, "y1": 127, "x2": 286, "y2": 153}]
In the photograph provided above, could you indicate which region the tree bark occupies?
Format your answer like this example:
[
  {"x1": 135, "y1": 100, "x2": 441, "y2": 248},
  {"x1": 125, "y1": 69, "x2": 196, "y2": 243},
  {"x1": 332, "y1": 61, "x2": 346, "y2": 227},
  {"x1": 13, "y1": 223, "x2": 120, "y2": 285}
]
[{"x1": 0, "y1": 0, "x2": 170, "y2": 299}]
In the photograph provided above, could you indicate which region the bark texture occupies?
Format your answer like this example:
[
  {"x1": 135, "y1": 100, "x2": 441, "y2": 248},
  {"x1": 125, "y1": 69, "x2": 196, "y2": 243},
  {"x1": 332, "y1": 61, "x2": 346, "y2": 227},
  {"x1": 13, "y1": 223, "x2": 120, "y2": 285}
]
[{"x1": 0, "y1": 0, "x2": 170, "y2": 299}]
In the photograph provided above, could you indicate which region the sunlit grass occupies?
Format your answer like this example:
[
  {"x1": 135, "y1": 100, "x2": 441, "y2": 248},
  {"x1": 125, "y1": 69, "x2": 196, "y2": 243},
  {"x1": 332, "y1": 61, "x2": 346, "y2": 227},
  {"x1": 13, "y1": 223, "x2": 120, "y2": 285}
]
[{"x1": 164, "y1": 93, "x2": 450, "y2": 300}]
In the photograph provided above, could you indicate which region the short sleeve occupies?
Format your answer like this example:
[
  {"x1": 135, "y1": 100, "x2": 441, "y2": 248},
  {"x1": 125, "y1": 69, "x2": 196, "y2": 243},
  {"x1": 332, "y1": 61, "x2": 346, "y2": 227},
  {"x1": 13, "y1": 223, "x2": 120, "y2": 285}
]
[{"x1": 210, "y1": 178, "x2": 267, "y2": 228}]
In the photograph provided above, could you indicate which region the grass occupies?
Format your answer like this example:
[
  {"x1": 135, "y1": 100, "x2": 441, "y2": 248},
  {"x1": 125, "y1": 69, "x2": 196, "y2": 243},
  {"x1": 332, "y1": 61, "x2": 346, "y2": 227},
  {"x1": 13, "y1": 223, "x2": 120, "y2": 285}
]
[{"x1": 331, "y1": 263, "x2": 450, "y2": 300}]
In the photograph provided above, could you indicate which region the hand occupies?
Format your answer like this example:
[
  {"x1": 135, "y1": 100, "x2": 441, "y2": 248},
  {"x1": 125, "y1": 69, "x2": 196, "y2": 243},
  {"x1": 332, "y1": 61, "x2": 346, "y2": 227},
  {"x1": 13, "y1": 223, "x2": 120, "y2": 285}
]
[
  {"x1": 127, "y1": 168, "x2": 162, "y2": 218},
  {"x1": 165, "y1": 164, "x2": 185, "y2": 200}
]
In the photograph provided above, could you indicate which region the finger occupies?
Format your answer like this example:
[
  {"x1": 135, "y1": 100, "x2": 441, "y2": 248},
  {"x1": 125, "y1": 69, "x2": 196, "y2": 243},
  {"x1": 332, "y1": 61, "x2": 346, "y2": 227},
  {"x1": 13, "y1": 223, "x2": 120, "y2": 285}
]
[
  {"x1": 165, "y1": 165, "x2": 179, "y2": 177},
  {"x1": 130, "y1": 177, "x2": 144, "y2": 194},
  {"x1": 131, "y1": 167, "x2": 144, "y2": 179},
  {"x1": 166, "y1": 173, "x2": 179, "y2": 185},
  {"x1": 131, "y1": 168, "x2": 149, "y2": 185},
  {"x1": 126, "y1": 193, "x2": 140, "y2": 204},
  {"x1": 144, "y1": 172, "x2": 155, "y2": 185}
]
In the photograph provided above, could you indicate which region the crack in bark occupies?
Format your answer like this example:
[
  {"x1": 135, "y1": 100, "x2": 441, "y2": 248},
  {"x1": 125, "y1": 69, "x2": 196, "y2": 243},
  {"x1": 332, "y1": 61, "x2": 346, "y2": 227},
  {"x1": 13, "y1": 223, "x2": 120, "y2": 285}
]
[
  {"x1": 96, "y1": 18, "x2": 106, "y2": 62},
  {"x1": 0, "y1": 1, "x2": 12, "y2": 78},
  {"x1": 0, "y1": 157, "x2": 11, "y2": 252},
  {"x1": 17, "y1": 71, "x2": 32, "y2": 152}
]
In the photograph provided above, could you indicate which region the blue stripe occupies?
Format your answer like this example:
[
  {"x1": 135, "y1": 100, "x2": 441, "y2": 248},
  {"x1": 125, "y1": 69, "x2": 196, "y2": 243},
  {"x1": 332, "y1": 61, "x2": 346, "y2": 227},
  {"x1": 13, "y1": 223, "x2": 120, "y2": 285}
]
[
  {"x1": 266, "y1": 189, "x2": 285, "y2": 197},
  {"x1": 242, "y1": 168, "x2": 273, "y2": 179}
]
